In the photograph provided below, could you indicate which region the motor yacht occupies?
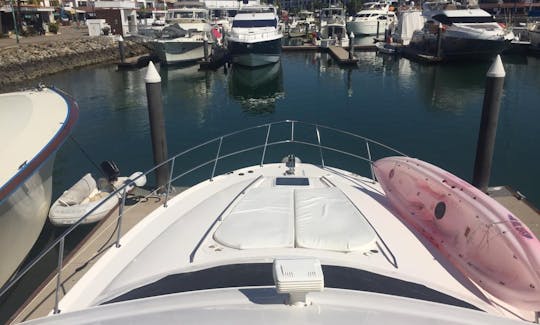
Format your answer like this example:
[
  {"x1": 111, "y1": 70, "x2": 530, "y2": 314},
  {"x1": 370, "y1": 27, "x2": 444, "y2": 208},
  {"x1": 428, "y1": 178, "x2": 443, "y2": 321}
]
[
  {"x1": 319, "y1": 6, "x2": 349, "y2": 48},
  {"x1": 4, "y1": 117, "x2": 540, "y2": 324},
  {"x1": 151, "y1": 3, "x2": 213, "y2": 65},
  {"x1": 347, "y1": 2, "x2": 397, "y2": 36},
  {"x1": 227, "y1": 5, "x2": 283, "y2": 67},
  {"x1": 409, "y1": 1, "x2": 514, "y2": 59},
  {"x1": 529, "y1": 22, "x2": 540, "y2": 48},
  {"x1": 0, "y1": 87, "x2": 78, "y2": 287}
]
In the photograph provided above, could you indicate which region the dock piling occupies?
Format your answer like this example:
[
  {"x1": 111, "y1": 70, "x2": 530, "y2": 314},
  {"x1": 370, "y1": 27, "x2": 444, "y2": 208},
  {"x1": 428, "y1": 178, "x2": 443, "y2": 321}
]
[
  {"x1": 472, "y1": 55, "x2": 505, "y2": 192},
  {"x1": 203, "y1": 33, "x2": 209, "y2": 62},
  {"x1": 349, "y1": 32, "x2": 355, "y2": 59},
  {"x1": 376, "y1": 21, "x2": 380, "y2": 39},
  {"x1": 144, "y1": 62, "x2": 170, "y2": 193},
  {"x1": 118, "y1": 35, "x2": 125, "y2": 64},
  {"x1": 436, "y1": 23, "x2": 443, "y2": 58}
]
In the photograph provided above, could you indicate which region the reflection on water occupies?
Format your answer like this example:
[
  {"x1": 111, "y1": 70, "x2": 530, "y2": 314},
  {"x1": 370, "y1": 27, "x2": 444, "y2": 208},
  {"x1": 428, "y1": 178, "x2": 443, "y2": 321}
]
[
  {"x1": 352, "y1": 36, "x2": 378, "y2": 47},
  {"x1": 160, "y1": 63, "x2": 227, "y2": 126},
  {"x1": 228, "y1": 62, "x2": 284, "y2": 114},
  {"x1": 411, "y1": 62, "x2": 488, "y2": 113}
]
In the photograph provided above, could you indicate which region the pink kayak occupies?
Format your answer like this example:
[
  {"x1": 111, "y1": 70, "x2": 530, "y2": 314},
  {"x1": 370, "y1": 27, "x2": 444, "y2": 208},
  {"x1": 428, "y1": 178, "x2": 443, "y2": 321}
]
[{"x1": 373, "y1": 156, "x2": 540, "y2": 310}]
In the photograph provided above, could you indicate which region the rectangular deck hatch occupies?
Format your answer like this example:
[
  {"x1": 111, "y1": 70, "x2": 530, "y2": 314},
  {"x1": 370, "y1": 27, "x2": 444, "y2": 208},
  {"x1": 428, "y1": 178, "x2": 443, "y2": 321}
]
[{"x1": 275, "y1": 177, "x2": 309, "y2": 186}]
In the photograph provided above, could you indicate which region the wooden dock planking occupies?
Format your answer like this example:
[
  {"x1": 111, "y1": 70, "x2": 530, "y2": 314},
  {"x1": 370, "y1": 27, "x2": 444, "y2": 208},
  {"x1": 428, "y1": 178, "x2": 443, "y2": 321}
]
[
  {"x1": 489, "y1": 186, "x2": 540, "y2": 239},
  {"x1": 327, "y1": 46, "x2": 358, "y2": 65},
  {"x1": 282, "y1": 45, "x2": 319, "y2": 51},
  {"x1": 117, "y1": 55, "x2": 153, "y2": 69},
  {"x1": 9, "y1": 193, "x2": 170, "y2": 324}
]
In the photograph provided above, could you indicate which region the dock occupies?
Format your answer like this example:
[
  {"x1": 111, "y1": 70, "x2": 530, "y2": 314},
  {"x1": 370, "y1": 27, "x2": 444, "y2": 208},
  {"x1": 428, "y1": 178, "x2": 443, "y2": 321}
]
[
  {"x1": 117, "y1": 55, "x2": 155, "y2": 69},
  {"x1": 7, "y1": 189, "x2": 178, "y2": 324},
  {"x1": 327, "y1": 46, "x2": 359, "y2": 65},
  {"x1": 489, "y1": 186, "x2": 540, "y2": 239},
  {"x1": 5, "y1": 184, "x2": 539, "y2": 323},
  {"x1": 282, "y1": 45, "x2": 319, "y2": 51},
  {"x1": 399, "y1": 46, "x2": 444, "y2": 64}
]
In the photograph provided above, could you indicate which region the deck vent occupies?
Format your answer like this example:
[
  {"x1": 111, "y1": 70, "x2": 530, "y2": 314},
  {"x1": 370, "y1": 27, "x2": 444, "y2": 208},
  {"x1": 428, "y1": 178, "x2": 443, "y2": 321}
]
[{"x1": 272, "y1": 258, "x2": 324, "y2": 306}]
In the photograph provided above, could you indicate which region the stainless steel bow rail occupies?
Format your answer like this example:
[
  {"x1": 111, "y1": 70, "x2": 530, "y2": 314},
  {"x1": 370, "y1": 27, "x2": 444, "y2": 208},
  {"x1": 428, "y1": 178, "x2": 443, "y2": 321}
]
[{"x1": 0, "y1": 120, "x2": 406, "y2": 315}]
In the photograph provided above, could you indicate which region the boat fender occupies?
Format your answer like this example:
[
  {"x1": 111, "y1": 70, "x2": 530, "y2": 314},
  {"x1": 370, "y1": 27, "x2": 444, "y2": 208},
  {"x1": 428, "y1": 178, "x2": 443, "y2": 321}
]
[{"x1": 128, "y1": 172, "x2": 147, "y2": 188}]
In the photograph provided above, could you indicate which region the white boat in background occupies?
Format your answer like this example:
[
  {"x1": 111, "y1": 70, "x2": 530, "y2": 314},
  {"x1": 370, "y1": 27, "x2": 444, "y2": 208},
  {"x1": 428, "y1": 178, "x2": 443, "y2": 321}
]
[
  {"x1": 0, "y1": 87, "x2": 78, "y2": 287},
  {"x1": 4, "y1": 120, "x2": 540, "y2": 324},
  {"x1": 347, "y1": 2, "x2": 397, "y2": 36},
  {"x1": 152, "y1": 4, "x2": 213, "y2": 65},
  {"x1": 529, "y1": 22, "x2": 540, "y2": 48},
  {"x1": 375, "y1": 41, "x2": 398, "y2": 54},
  {"x1": 48, "y1": 171, "x2": 146, "y2": 227},
  {"x1": 318, "y1": 6, "x2": 349, "y2": 48},
  {"x1": 287, "y1": 10, "x2": 317, "y2": 38},
  {"x1": 227, "y1": 5, "x2": 283, "y2": 67},
  {"x1": 409, "y1": 1, "x2": 514, "y2": 59},
  {"x1": 392, "y1": 9, "x2": 425, "y2": 45}
]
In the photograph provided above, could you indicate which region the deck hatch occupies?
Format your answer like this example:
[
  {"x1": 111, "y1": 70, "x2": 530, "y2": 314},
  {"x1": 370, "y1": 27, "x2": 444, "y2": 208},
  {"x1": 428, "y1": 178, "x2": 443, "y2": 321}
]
[{"x1": 275, "y1": 177, "x2": 310, "y2": 186}]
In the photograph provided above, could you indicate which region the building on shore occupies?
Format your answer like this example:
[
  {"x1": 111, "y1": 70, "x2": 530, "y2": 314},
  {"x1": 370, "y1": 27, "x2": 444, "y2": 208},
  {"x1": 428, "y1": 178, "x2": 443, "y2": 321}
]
[{"x1": 0, "y1": 0, "x2": 55, "y2": 36}]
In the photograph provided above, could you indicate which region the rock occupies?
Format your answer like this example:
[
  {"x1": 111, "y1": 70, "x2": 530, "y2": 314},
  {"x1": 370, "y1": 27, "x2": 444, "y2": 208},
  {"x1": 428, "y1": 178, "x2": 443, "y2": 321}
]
[{"x1": 0, "y1": 37, "x2": 151, "y2": 87}]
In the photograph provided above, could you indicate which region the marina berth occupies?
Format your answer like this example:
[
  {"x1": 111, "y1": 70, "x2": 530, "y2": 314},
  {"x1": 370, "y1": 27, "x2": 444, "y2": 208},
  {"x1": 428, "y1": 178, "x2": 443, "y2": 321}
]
[
  {"x1": 408, "y1": 1, "x2": 515, "y2": 59},
  {"x1": 227, "y1": 5, "x2": 283, "y2": 67},
  {"x1": 151, "y1": 3, "x2": 214, "y2": 65},
  {"x1": 6, "y1": 121, "x2": 539, "y2": 324},
  {"x1": 0, "y1": 87, "x2": 78, "y2": 287}
]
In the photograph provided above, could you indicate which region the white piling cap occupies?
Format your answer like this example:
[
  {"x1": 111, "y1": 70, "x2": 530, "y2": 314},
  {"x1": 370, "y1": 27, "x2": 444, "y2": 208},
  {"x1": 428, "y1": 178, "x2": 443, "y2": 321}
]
[
  {"x1": 487, "y1": 55, "x2": 505, "y2": 78},
  {"x1": 145, "y1": 61, "x2": 161, "y2": 84},
  {"x1": 349, "y1": 32, "x2": 355, "y2": 39}
]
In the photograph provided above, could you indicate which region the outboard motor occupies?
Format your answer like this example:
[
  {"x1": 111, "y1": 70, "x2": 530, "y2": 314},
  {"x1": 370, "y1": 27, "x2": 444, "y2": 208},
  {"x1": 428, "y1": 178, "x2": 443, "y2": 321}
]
[{"x1": 100, "y1": 160, "x2": 120, "y2": 182}]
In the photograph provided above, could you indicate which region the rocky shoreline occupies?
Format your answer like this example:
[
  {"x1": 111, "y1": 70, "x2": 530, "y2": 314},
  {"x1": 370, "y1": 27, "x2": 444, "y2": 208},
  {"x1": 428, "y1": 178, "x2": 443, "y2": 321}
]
[{"x1": 0, "y1": 37, "x2": 150, "y2": 87}]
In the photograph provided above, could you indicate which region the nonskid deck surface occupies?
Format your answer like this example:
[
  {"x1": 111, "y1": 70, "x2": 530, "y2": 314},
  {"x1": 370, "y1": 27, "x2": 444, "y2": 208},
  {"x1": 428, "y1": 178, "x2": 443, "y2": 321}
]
[
  {"x1": 11, "y1": 162, "x2": 539, "y2": 323},
  {"x1": 54, "y1": 163, "x2": 499, "y2": 316}
]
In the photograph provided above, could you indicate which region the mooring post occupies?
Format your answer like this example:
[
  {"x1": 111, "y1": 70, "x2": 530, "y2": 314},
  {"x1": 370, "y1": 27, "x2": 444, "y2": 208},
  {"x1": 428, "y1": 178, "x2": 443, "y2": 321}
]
[
  {"x1": 349, "y1": 32, "x2": 355, "y2": 59},
  {"x1": 118, "y1": 35, "x2": 126, "y2": 63},
  {"x1": 145, "y1": 61, "x2": 170, "y2": 193},
  {"x1": 436, "y1": 23, "x2": 443, "y2": 58},
  {"x1": 472, "y1": 55, "x2": 505, "y2": 193},
  {"x1": 203, "y1": 33, "x2": 209, "y2": 62},
  {"x1": 376, "y1": 21, "x2": 380, "y2": 39}
]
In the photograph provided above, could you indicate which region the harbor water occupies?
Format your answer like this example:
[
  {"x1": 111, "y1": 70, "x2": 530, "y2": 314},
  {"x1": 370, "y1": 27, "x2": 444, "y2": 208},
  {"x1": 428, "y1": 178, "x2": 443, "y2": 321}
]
[
  {"x1": 38, "y1": 51, "x2": 540, "y2": 206},
  {"x1": 1, "y1": 49, "x2": 539, "y2": 322}
]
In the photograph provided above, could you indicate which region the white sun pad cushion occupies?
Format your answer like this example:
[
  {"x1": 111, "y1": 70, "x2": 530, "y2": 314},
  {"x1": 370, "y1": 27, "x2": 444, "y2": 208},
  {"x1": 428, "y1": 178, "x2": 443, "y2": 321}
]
[
  {"x1": 213, "y1": 188, "x2": 295, "y2": 249},
  {"x1": 295, "y1": 188, "x2": 377, "y2": 252}
]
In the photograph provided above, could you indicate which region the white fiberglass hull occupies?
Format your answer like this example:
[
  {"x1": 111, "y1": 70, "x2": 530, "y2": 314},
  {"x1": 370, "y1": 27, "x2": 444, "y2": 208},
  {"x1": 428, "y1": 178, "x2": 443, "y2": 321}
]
[
  {"x1": 0, "y1": 88, "x2": 78, "y2": 287},
  {"x1": 528, "y1": 29, "x2": 540, "y2": 48},
  {"x1": 0, "y1": 157, "x2": 54, "y2": 286},
  {"x1": 153, "y1": 40, "x2": 208, "y2": 65},
  {"x1": 347, "y1": 20, "x2": 388, "y2": 36}
]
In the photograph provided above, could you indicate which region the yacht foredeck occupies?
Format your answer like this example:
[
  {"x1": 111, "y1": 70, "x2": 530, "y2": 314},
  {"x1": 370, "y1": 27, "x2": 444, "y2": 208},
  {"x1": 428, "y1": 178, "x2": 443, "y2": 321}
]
[
  {"x1": 57, "y1": 162, "x2": 498, "y2": 315},
  {"x1": 6, "y1": 120, "x2": 538, "y2": 324}
]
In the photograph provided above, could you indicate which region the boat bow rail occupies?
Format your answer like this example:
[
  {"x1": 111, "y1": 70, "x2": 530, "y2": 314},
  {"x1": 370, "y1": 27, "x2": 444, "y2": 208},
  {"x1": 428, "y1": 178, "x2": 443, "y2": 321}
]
[{"x1": 0, "y1": 120, "x2": 407, "y2": 316}]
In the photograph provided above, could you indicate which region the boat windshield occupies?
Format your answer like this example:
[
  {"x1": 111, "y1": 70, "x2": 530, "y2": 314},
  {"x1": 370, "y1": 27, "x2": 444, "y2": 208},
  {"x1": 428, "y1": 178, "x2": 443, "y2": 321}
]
[
  {"x1": 321, "y1": 9, "x2": 344, "y2": 17},
  {"x1": 169, "y1": 11, "x2": 207, "y2": 19},
  {"x1": 232, "y1": 19, "x2": 277, "y2": 28},
  {"x1": 432, "y1": 14, "x2": 496, "y2": 25}
]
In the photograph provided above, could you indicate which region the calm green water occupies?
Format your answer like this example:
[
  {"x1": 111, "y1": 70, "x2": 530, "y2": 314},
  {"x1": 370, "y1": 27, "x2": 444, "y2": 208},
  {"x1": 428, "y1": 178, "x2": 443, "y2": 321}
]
[{"x1": 1, "y1": 49, "x2": 539, "y2": 322}]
